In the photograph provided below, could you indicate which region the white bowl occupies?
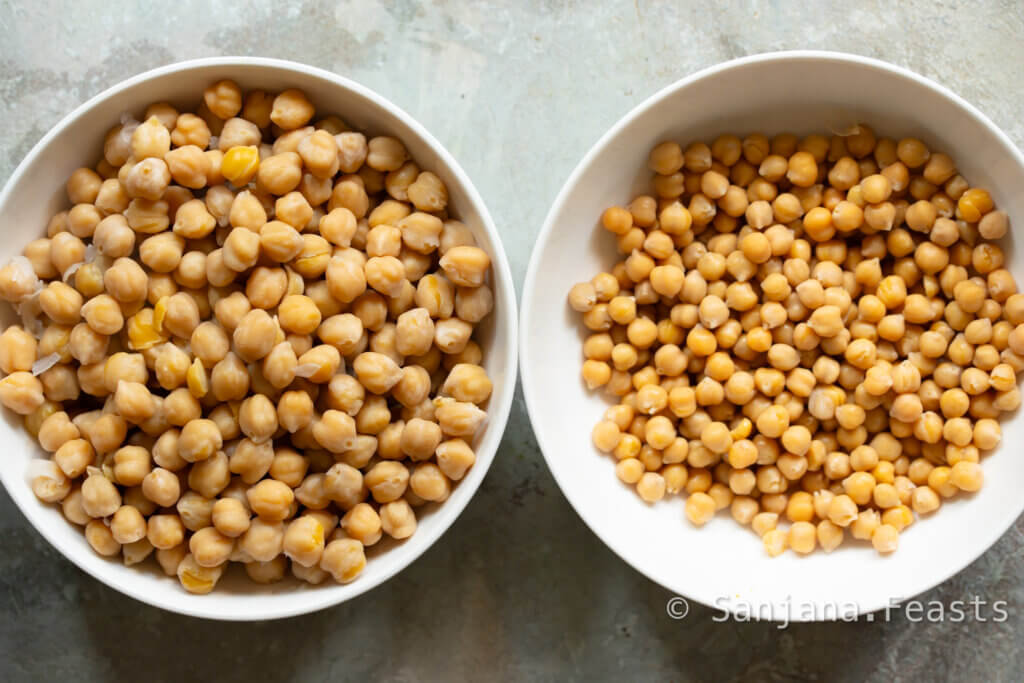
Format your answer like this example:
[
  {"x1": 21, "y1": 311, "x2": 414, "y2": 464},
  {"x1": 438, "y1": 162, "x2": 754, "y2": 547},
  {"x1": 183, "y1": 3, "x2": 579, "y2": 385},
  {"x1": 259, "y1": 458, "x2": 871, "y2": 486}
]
[
  {"x1": 0, "y1": 57, "x2": 518, "y2": 620},
  {"x1": 521, "y1": 51, "x2": 1024, "y2": 621}
]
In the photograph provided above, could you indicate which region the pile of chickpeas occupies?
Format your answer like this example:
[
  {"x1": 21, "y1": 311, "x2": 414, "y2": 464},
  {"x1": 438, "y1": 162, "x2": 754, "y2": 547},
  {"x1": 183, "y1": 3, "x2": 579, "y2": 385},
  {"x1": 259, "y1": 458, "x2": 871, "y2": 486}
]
[
  {"x1": 0, "y1": 79, "x2": 495, "y2": 593},
  {"x1": 570, "y1": 127, "x2": 1022, "y2": 556}
]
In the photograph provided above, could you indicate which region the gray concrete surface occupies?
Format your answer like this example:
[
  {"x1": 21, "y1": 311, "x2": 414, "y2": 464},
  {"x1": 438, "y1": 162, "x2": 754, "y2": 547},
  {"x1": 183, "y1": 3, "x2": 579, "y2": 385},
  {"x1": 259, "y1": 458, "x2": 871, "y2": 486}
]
[{"x1": 2, "y1": 0, "x2": 1024, "y2": 681}]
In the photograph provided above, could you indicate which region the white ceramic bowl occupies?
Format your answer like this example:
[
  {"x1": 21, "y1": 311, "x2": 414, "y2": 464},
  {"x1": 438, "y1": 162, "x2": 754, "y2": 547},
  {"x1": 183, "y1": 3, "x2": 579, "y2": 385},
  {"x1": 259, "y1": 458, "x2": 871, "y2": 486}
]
[
  {"x1": 0, "y1": 57, "x2": 517, "y2": 620},
  {"x1": 521, "y1": 51, "x2": 1024, "y2": 621}
]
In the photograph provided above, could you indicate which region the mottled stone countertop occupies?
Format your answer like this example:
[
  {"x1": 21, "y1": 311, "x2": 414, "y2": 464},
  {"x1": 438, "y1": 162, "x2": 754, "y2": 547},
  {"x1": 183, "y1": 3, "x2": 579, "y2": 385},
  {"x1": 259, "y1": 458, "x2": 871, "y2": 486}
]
[{"x1": 2, "y1": 1, "x2": 1024, "y2": 681}]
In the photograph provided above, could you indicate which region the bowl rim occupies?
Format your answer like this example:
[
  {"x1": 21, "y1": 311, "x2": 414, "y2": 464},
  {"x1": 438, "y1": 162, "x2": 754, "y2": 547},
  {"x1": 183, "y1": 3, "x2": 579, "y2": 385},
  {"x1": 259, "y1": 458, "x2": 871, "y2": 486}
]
[
  {"x1": 0, "y1": 55, "x2": 519, "y2": 620},
  {"x1": 520, "y1": 49, "x2": 1024, "y2": 619}
]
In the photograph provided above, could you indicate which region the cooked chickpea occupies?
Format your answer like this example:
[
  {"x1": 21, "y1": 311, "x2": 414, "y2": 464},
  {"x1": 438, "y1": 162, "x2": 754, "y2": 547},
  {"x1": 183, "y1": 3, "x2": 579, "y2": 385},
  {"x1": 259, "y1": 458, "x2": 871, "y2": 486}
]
[{"x1": 0, "y1": 83, "x2": 499, "y2": 593}]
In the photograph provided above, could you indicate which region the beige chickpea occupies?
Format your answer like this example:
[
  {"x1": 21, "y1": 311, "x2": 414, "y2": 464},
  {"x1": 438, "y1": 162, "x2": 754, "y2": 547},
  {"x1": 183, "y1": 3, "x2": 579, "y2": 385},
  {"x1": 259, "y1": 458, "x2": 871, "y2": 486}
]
[
  {"x1": 211, "y1": 497, "x2": 251, "y2": 538},
  {"x1": 228, "y1": 438, "x2": 273, "y2": 485},
  {"x1": 81, "y1": 467, "x2": 122, "y2": 518},
  {"x1": 0, "y1": 326, "x2": 37, "y2": 373},
  {"x1": 244, "y1": 479, "x2": 295, "y2": 522},
  {"x1": 312, "y1": 410, "x2": 358, "y2": 453},
  {"x1": 256, "y1": 343, "x2": 296, "y2": 391},
  {"x1": 323, "y1": 374, "x2": 365, "y2": 417},
  {"x1": 53, "y1": 438, "x2": 94, "y2": 479},
  {"x1": 325, "y1": 249, "x2": 368, "y2": 303},
  {"x1": 269, "y1": 89, "x2": 315, "y2": 130},
  {"x1": 29, "y1": 460, "x2": 71, "y2": 503},
  {"x1": 60, "y1": 487, "x2": 90, "y2": 525},
  {"x1": 82, "y1": 411, "x2": 127, "y2": 454},
  {"x1": 434, "y1": 399, "x2": 487, "y2": 439},
  {"x1": 37, "y1": 281, "x2": 82, "y2": 325},
  {"x1": 441, "y1": 363, "x2": 492, "y2": 405},
  {"x1": 241, "y1": 267, "x2": 286, "y2": 310},
  {"x1": 201, "y1": 79, "x2": 242, "y2": 119},
  {"x1": 404, "y1": 172, "x2": 446, "y2": 213},
  {"x1": 23, "y1": 237, "x2": 58, "y2": 279},
  {"x1": 158, "y1": 292, "x2": 198, "y2": 340},
  {"x1": 85, "y1": 519, "x2": 121, "y2": 556},
  {"x1": 280, "y1": 515, "x2": 325, "y2": 568},
  {"x1": 35, "y1": 409, "x2": 78, "y2": 452},
  {"x1": 49, "y1": 231, "x2": 86, "y2": 276},
  {"x1": 330, "y1": 130, "x2": 367, "y2": 174},
  {"x1": 361, "y1": 255, "x2": 405, "y2": 298},
  {"x1": 0, "y1": 256, "x2": 41, "y2": 303},
  {"x1": 66, "y1": 166, "x2": 103, "y2": 204},
  {"x1": 172, "y1": 490, "x2": 213, "y2": 532},
  {"x1": 139, "y1": 466, "x2": 180, "y2": 507},
  {"x1": 340, "y1": 503, "x2": 382, "y2": 546},
  {"x1": 398, "y1": 212, "x2": 443, "y2": 254},
  {"x1": 160, "y1": 386, "x2": 200, "y2": 425},
  {"x1": 431, "y1": 437, "x2": 475, "y2": 480},
  {"x1": 236, "y1": 517, "x2": 283, "y2": 563},
  {"x1": 108, "y1": 444, "x2": 150, "y2": 487},
  {"x1": 409, "y1": 463, "x2": 452, "y2": 502},
  {"x1": 319, "y1": 538, "x2": 366, "y2": 583},
  {"x1": 395, "y1": 417, "x2": 440, "y2": 461},
  {"x1": 102, "y1": 257, "x2": 147, "y2": 304},
  {"x1": 377, "y1": 500, "x2": 417, "y2": 539},
  {"x1": 107, "y1": 505, "x2": 147, "y2": 545},
  {"x1": 255, "y1": 152, "x2": 302, "y2": 195},
  {"x1": 185, "y1": 527, "x2": 233, "y2": 569},
  {"x1": 322, "y1": 463, "x2": 365, "y2": 510},
  {"x1": 169, "y1": 200, "x2": 216, "y2": 242},
  {"x1": 273, "y1": 390, "x2": 312, "y2": 434},
  {"x1": 110, "y1": 379, "x2": 155, "y2": 423},
  {"x1": 230, "y1": 309, "x2": 277, "y2": 362},
  {"x1": 238, "y1": 394, "x2": 278, "y2": 444},
  {"x1": 257, "y1": 220, "x2": 303, "y2": 263},
  {"x1": 295, "y1": 344, "x2": 341, "y2": 383},
  {"x1": 178, "y1": 418, "x2": 223, "y2": 463},
  {"x1": 439, "y1": 246, "x2": 490, "y2": 288},
  {"x1": 432, "y1": 318, "x2": 472, "y2": 355},
  {"x1": 387, "y1": 307, "x2": 434, "y2": 358},
  {"x1": 454, "y1": 283, "x2": 494, "y2": 323},
  {"x1": 349, "y1": 351, "x2": 401, "y2": 394},
  {"x1": 365, "y1": 136, "x2": 408, "y2": 172},
  {"x1": 211, "y1": 352, "x2": 250, "y2": 401},
  {"x1": 79, "y1": 295, "x2": 123, "y2": 337},
  {"x1": 293, "y1": 130, "x2": 339, "y2": 180},
  {"x1": 0, "y1": 372, "x2": 45, "y2": 416}
]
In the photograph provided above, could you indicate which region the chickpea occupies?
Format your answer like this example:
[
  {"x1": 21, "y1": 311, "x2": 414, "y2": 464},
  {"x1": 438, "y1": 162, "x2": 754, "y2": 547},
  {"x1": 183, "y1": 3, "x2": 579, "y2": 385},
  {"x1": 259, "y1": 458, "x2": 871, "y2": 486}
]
[
  {"x1": 83, "y1": 519, "x2": 121, "y2": 557},
  {"x1": 0, "y1": 372, "x2": 45, "y2": 415},
  {"x1": 211, "y1": 497, "x2": 251, "y2": 538},
  {"x1": 28, "y1": 459, "x2": 71, "y2": 503},
  {"x1": 340, "y1": 503, "x2": 382, "y2": 546},
  {"x1": 0, "y1": 326, "x2": 36, "y2": 374},
  {"x1": 242, "y1": 479, "x2": 294, "y2": 522},
  {"x1": 319, "y1": 538, "x2": 366, "y2": 583},
  {"x1": 311, "y1": 409, "x2": 357, "y2": 453}
]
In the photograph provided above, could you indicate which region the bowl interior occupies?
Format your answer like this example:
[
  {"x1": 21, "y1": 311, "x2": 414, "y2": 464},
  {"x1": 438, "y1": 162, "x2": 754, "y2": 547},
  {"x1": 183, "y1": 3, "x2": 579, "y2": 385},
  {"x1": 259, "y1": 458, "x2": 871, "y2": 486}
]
[
  {"x1": 522, "y1": 52, "x2": 1024, "y2": 619},
  {"x1": 0, "y1": 58, "x2": 517, "y2": 620}
]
